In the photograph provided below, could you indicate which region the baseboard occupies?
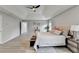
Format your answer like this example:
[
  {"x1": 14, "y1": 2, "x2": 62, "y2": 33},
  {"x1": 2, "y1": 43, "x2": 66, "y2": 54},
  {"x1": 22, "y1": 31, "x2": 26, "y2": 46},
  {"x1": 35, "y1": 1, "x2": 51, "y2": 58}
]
[
  {"x1": 1, "y1": 38, "x2": 14, "y2": 44},
  {"x1": 0, "y1": 35, "x2": 20, "y2": 44}
]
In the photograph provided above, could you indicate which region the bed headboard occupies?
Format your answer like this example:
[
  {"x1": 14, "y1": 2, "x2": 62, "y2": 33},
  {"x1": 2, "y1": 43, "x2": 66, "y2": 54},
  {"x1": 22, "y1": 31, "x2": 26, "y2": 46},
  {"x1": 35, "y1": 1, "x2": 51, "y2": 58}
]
[{"x1": 51, "y1": 25, "x2": 70, "y2": 36}]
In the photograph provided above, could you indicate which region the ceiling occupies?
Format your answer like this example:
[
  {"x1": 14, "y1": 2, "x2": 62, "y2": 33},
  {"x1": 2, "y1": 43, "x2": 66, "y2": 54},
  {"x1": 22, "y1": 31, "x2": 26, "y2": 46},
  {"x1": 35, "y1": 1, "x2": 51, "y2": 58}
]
[{"x1": 0, "y1": 5, "x2": 74, "y2": 20}]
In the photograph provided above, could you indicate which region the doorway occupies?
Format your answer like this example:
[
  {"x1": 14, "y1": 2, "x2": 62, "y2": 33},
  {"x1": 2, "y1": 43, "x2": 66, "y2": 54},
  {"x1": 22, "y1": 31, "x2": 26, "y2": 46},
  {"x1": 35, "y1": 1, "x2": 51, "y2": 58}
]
[{"x1": 20, "y1": 21, "x2": 27, "y2": 35}]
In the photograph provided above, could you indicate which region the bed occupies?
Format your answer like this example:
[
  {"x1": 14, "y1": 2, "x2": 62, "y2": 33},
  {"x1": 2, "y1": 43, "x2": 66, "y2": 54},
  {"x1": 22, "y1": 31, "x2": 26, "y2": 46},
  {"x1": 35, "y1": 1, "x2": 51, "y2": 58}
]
[{"x1": 34, "y1": 32, "x2": 66, "y2": 51}]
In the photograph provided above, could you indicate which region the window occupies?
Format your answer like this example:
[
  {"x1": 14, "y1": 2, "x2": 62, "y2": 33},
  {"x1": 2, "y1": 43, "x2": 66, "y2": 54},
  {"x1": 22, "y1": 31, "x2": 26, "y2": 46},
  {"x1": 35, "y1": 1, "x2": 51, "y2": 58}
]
[{"x1": 40, "y1": 21, "x2": 52, "y2": 32}]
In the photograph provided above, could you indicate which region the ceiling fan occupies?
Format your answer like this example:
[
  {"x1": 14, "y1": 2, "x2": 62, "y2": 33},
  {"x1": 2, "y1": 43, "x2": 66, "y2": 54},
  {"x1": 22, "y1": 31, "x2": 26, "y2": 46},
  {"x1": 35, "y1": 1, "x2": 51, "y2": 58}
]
[{"x1": 26, "y1": 5, "x2": 40, "y2": 12}]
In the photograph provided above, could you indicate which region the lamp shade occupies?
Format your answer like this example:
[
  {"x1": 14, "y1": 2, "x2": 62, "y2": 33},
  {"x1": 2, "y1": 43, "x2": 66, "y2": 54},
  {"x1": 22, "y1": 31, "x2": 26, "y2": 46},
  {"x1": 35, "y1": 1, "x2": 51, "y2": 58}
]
[{"x1": 70, "y1": 25, "x2": 79, "y2": 31}]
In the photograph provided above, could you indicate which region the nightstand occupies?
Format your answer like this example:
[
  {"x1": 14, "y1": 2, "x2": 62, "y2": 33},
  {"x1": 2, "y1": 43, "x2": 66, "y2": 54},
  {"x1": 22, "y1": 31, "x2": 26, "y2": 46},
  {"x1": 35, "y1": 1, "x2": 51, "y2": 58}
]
[
  {"x1": 66, "y1": 37, "x2": 79, "y2": 53},
  {"x1": 30, "y1": 36, "x2": 36, "y2": 47}
]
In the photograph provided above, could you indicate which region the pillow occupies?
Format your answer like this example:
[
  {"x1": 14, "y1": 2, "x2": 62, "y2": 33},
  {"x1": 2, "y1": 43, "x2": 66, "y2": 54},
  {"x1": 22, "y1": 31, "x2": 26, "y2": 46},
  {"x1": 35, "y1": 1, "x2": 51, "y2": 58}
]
[
  {"x1": 50, "y1": 26, "x2": 63, "y2": 35},
  {"x1": 51, "y1": 29, "x2": 62, "y2": 35}
]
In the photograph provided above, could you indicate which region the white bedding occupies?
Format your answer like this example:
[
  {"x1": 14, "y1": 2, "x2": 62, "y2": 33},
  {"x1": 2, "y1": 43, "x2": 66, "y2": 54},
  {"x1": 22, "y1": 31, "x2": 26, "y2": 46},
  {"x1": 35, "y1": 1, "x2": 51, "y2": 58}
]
[{"x1": 34, "y1": 32, "x2": 66, "y2": 51}]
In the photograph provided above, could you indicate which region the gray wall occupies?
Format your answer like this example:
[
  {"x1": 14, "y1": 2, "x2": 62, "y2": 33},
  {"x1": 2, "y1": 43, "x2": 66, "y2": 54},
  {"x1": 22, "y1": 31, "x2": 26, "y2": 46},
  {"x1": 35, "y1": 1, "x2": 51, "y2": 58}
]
[
  {"x1": 0, "y1": 11, "x2": 20, "y2": 44},
  {"x1": 51, "y1": 6, "x2": 79, "y2": 33}
]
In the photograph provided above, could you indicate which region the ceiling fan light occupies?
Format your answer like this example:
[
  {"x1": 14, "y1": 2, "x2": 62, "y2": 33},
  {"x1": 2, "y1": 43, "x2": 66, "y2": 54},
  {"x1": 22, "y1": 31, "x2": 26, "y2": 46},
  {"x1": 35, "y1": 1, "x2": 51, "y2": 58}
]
[{"x1": 33, "y1": 8, "x2": 36, "y2": 12}]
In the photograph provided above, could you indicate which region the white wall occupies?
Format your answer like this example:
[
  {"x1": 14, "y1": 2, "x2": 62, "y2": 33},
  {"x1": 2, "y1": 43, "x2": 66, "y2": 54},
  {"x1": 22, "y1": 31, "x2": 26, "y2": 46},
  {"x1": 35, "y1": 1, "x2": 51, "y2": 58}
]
[
  {"x1": 51, "y1": 6, "x2": 79, "y2": 32},
  {"x1": 0, "y1": 11, "x2": 20, "y2": 44}
]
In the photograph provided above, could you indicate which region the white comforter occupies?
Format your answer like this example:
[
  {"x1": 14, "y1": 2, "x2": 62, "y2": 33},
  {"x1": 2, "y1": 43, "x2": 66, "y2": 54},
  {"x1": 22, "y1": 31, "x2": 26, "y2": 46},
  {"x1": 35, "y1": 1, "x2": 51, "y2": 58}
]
[{"x1": 34, "y1": 32, "x2": 66, "y2": 51}]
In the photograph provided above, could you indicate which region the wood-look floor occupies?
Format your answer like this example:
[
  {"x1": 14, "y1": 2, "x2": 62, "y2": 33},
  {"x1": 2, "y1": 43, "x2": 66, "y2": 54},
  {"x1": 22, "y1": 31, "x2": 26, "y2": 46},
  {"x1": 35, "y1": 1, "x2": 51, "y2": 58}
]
[
  {"x1": 0, "y1": 34, "x2": 71, "y2": 53},
  {"x1": 0, "y1": 35, "x2": 35, "y2": 53}
]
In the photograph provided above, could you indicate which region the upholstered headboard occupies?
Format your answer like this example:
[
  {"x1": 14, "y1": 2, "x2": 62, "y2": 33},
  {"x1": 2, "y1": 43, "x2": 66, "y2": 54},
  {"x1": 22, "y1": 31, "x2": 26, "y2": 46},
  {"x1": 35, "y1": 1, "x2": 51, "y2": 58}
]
[{"x1": 51, "y1": 25, "x2": 71, "y2": 36}]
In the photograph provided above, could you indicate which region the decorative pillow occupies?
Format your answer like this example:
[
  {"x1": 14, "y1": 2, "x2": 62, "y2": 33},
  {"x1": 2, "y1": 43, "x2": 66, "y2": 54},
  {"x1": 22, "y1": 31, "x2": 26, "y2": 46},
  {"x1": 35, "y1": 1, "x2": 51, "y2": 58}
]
[
  {"x1": 53, "y1": 30, "x2": 62, "y2": 35},
  {"x1": 50, "y1": 29, "x2": 62, "y2": 35},
  {"x1": 50, "y1": 26, "x2": 64, "y2": 35}
]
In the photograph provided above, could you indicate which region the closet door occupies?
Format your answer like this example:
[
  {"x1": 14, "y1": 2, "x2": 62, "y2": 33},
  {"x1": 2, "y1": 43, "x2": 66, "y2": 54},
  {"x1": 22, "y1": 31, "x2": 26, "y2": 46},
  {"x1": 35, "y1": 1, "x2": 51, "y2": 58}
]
[
  {"x1": 0, "y1": 15, "x2": 2, "y2": 42},
  {"x1": 0, "y1": 31, "x2": 1, "y2": 42},
  {"x1": 0, "y1": 15, "x2": 2, "y2": 31}
]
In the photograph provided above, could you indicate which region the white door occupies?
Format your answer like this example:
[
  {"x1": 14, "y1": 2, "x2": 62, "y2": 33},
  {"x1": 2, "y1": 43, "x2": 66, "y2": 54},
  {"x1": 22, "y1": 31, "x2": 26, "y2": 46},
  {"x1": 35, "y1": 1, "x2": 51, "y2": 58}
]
[{"x1": 21, "y1": 22, "x2": 27, "y2": 34}]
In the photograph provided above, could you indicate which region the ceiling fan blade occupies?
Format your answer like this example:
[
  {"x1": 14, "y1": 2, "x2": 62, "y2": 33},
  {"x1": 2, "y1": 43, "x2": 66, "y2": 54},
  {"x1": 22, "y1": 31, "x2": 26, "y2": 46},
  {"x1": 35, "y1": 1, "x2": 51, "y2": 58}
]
[
  {"x1": 27, "y1": 7, "x2": 33, "y2": 9},
  {"x1": 35, "y1": 5, "x2": 40, "y2": 8}
]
